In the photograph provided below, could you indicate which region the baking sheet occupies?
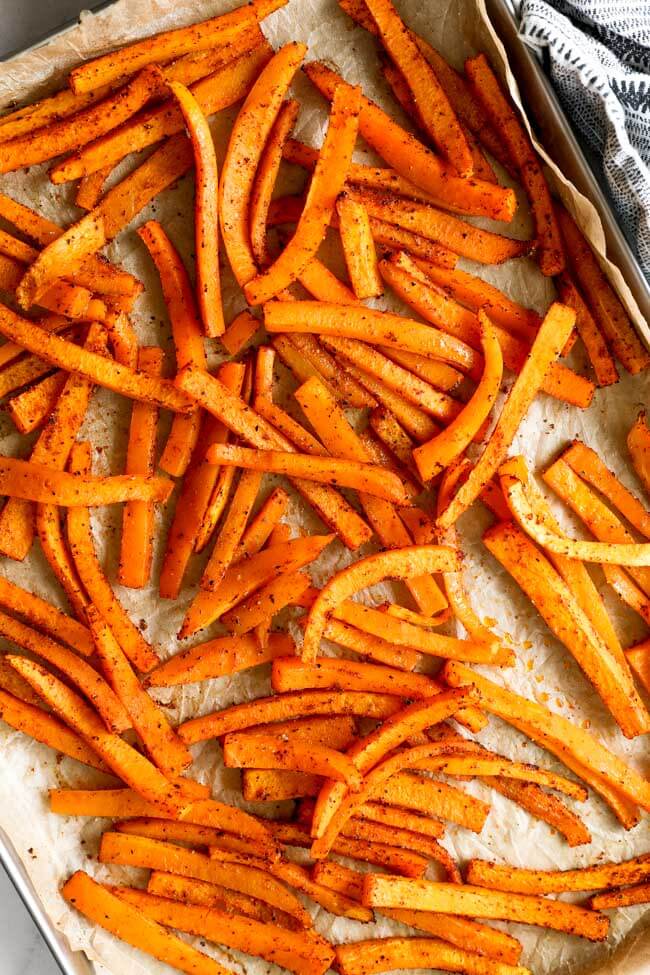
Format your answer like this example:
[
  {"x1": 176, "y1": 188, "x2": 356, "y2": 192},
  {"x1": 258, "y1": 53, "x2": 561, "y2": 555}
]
[{"x1": 0, "y1": 1, "x2": 650, "y2": 973}]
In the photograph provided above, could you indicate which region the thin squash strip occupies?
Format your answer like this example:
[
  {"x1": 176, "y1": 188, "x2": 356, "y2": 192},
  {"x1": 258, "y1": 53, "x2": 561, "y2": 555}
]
[
  {"x1": 331, "y1": 603, "x2": 510, "y2": 665},
  {"x1": 485, "y1": 517, "x2": 650, "y2": 739},
  {"x1": 146, "y1": 870, "x2": 306, "y2": 928},
  {"x1": 0, "y1": 66, "x2": 164, "y2": 175},
  {"x1": 206, "y1": 443, "x2": 409, "y2": 504},
  {"x1": 0, "y1": 576, "x2": 93, "y2": 656},
  {"x1": 563, "y1": 440, "x2": 650, "y2": 539},
  {"x1": 0, "y1": 192, "x2": 141, "y2": 296},
  {"x1": 180, "y1": 533, "x2": 334, "y2": 638},
  {"x1": 8, "y1": 373, "x2": 68, "y2": 435},
  {"x1": 112, "y1": 887, "x2": 333, "y2": 975},
  {"x1": 62, "y1": 872, "x2": 231, "y2": 975},
  {"x1": 467, "y1": 856, "x2": 650, "y2": 895},
  {"x1": 68, "y1": 3, "x2": 274, "y2": 92},
  {"x1": 486, "y1": 460, "x2": 626, "y2": 673},
  {"x1": 0, "y1": 86, "x2": 114, "y2": 142},
  {"x1": 379, "y1": 57, "x2": 491, "y2": 184},
  {"x1": 254, "y1": 396, "x2": 328, "y2": 455},
  {"x1": 543, "y1": 456, "x2": 650, "y2": 597},
  {"x1": 17, "y1": 212, "x2": 107, "y2": 309},
  {"x1": 416, "y1": 261, "x2": 540, "y2": 341},
  {"x1": 556, "y1": 273, "x2": 618, "y2": 387},
  {"x1": 0, "y1": 249, "x2": 105, "y2": 321},
  {"x1": 220, "y1": 43, "x2": 307, "y2": 287},
  {"x1": 118, "y1": 346, "x2": 164, "y2": 588},
  {"x1": 0, "y1": 687, "x2": 108, "y2": 771},
  {"x1": 50, "y1": 789, "x2": 276, "y2": 850},
  {"x1": 9, "y1": 658, "x2": 181, "y2": 813},
  {"x1": 67, "y1": 443, "x2": 160, "y2": 673},
  {"x1": 366, "y1": 411, "x2": 423, "y2": 492},
  {"x1": 0, "y1": 608, "x2": 129, "y2": 732},
  {"x1": 221, "y1": 571, "x2": 310, "y2": 633},
  {"x1": 245, "y1": 84, "x2": 360, "y2": 304},
  {"x1": 380, "y1": 347, "x2": 462, "y2": 392},
  {"x1": 443, "y1": 661, "x2": 650, "y2": 826},
  {"x1": 138, "y1": 220, "x2": 206, "y2": 477},
  {"x1": 250, "y1": 99, "x2": 300, "y2": 265},
  {"x1": 179, "y1": 689, "x2": 402, "y2": 744},
  {"x1": 303, "y1": 545, "x2": 458, "y2": 664},
  {"x1": 363, "y1": 0, "x2": 473, "y2": 174},
  {"x1": 337, "y1": 194, "x2": 382, "y2": 299},
  {"x1": 350, "y1": 186, "x2": 526, "y2": 264},
  {"x1": 363, "y1": 875, "x2": 608, "y2": 942},
  {"x1": 335, "y1": 936, "x2": 528, "y2": 975},
  {"x1": 168, "y1": 81, "x2": 224, "y2": 336},
  {"x1": 88, "y1": 606, "x2": 191, "y2": 777},
  {"x1": 145, "y1": 632, "x2": 292, "y2": 687},
  {"x1": 284, "y1": 337, "x2": 375, "y2": 409},
  {"x1": 0, "y1": 304, "x2": 192, "y2": 413},
  {"x1": 55, "y1": 45, "x2": 274, "y2": 185},
  {"x1": 321, "y1": 335, "x2": 461, "y2": 424},
  {"x1": 414, "y1": 313, "x2": 502, "y2": 481},
  {"x1": 321, "y1": 617, "x2": 423, "y2": 672},
  {"x1": 338, "y1": 0, "x2": 513, "y2": 176},
  {"x1": 297, "y1": 258, "x2": 359, "y2": 305},
  {"x1": 369, "y1": 217, "x2": 458, "y2": 266},
  {"x1": 99, "y1": 832, "x2": 309, "y2": 924},
  {"x1": 310, "y1": 733, "x2": 480, "y2": 858},
  {"x1": 302, "y1": 62, "x2": 516, "y2": 221},
  {"x1": 465, "y1": 53, "x2": 563, "y2": 276},
  {"x1": 265, "y1": 301, "x2": 480, "y2": 373},
  {"x1": 0, "y1": 455, "x2": 171, "y2": 506},
  {"x1": 200, "y1": 469, "x2": 263, "y2": 591},
  {"x1": 434, "y1": 461, "x2": 502, "y2": 647},
  {"x1": 374, "y1": 772, "x2": 489, "y2": 832},
  {"x1": 224, "y1": 733, "x2": 362, "y2": 789},
  {"x1": 34, "y1": 56, "x2": 271, "y2": 283},
  {"x1": 437, "y1": 302, "x2": 575, "y2": 527},
  {"x1": 176, "y1": 364, "x2": 372, "y2": 551},
  {"x1": 501, "y1": 458, "x2": 650, "y2": 567},
  {"x1": 233, "y1": 486, "x2": 289, "y2": 561},
  {"x1": 380, "y1": 251, "x2": 594, "y2": 408},
  {"x1": 294, "y1": 376, "x2": 447, "y2": 614},
  {"x1": 0, "y1": 322, "x2": 107, "y2": 561},
  {"x1": 629, "y1": 411, "x2": 650, "y2": 494},
  {"x1": 159, "y1": 363, "x2": 245, "y2": 599},
  {"x1": 556, "y1": 205, "x2": 650, "y2": 374},
  {"x1": 487, "y1": 776, "x2": 591, "y2": 848}
]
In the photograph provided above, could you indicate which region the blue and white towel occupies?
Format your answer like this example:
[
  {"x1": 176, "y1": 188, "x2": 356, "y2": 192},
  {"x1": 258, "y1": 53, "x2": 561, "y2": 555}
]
[{"x1": 518, "y1": 1, "x2": 650, "y2": 279}]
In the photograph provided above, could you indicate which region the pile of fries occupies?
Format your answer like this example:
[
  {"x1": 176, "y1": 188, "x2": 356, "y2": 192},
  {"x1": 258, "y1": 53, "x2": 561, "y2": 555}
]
[{"x1": 0, "y1": 0, "x2": 650, "y2": 972}]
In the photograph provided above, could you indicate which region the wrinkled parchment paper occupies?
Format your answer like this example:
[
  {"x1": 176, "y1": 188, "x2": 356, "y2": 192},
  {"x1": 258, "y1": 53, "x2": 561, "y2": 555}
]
[{"x1": 1, "y1": 1, "x2": 650, "y2": 973}]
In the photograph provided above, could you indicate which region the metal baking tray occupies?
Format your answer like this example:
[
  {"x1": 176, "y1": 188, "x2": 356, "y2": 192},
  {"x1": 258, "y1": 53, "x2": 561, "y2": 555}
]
[{"x1": 1, "y1": 3, "x2": 649, "y2": 975}]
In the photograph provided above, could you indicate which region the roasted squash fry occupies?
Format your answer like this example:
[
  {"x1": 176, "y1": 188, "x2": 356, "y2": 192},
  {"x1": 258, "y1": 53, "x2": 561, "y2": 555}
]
[
  {"x1": 137, "y1": 220, "x2": 206, "y2": 477},
  {"x1": 179, "y1": 689, "x2": 402, "y2": 744},
  {"x1": 466, "y1": 855, "x2": 650, "y2": 895},
  {"x1": 303, "y1": 62, "x2": 516, "y2": 221},
  {"x1": 465, "y1": 53, "x2": 563, "y2": 276},
  {"x1": 168, "y1": 81, "x2": 224, "y2": 335},
  {"x1": 118, "y1": 346, "x2": 164, "y2": 588},
  {"x1": 62, "y1": 872, "x2": 232, "y2": 975},
  {"x1": 221, "y1": 43, "x2": 307, "y2": 287},
  {"x1": 414, "y1": 313, "x2": 502, "y2": 480},
  {"x1": 224, "y1": 733, "x2": 362, "y2": 788},
  {"x1": 245, "y1": 84, "x2": 360, "y2": 304},
  {"x1": 437, "y1": 302, "x2": 575, "y2": 527},
  {"x1": 629, "y1": 411, "x2": 650, "y2": 495},
  {"x1": 302, "y1": 544, "x2": 459, "y2": 663},
  {"x1": 335, "y1": 936, "x2": 529, "y2": 975},
  {"x1": 363, "y1": 875, "x2": 608, "y2": 941},
  {"x1": 0, "y1": 687, "x2": 107, "y2": 771}
]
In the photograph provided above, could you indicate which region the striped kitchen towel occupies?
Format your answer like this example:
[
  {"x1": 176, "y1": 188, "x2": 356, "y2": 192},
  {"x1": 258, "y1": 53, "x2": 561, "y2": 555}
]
[{"x1": 519, "y1": 1, "x2": 650, "y2": 280}]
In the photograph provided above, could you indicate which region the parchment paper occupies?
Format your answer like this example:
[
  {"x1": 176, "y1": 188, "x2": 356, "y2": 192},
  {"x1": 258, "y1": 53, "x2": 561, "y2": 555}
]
[{"x1": 0, "y1": 2, "x2": 649, "y2": 974}]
